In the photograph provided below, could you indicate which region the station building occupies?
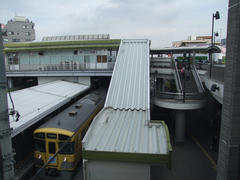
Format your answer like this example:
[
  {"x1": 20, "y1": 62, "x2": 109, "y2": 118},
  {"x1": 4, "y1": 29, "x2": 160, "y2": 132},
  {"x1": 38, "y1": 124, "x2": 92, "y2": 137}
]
[{"x1": 4, "y1": 36, "x2": 120, "y2": 87}]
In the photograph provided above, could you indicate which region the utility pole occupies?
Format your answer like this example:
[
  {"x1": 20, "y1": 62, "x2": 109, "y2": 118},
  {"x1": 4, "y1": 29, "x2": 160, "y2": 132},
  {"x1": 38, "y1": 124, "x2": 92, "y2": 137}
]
[
  {"x1": 217, "y1": 0, "x2": 240, "y2": 180},
  {"x1": 0, "y1": 24, "x2": 15, "y2": 180}
]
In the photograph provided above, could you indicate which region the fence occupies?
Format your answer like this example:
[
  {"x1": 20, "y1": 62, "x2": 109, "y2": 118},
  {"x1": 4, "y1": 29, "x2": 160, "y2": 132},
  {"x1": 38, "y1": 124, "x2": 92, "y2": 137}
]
[{"x1": 6, "y1": 62, "x2": 116, "y2": 72}]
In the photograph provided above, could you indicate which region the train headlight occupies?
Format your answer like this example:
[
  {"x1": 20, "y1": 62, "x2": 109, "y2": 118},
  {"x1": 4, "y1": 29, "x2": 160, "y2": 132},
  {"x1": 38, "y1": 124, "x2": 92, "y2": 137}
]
[
  {"x1": 38, "y1": 154, "x2": 42, "y2": 159},
  {"x1": 64, "y1": 157, "x2": 67, "y2": 162}
]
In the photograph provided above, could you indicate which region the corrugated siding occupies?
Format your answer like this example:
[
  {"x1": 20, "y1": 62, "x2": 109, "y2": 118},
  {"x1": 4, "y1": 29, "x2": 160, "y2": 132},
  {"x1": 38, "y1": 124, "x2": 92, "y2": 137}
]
[
  {"x1": 9, "y1": 80, "x2": 89, "y2": 137},
  {"x1": 105, "y1": 39, "x2": 150, "y2": 110},
  {"x1": 83, "y1": 109, "x2": 168, "y2": 154}
]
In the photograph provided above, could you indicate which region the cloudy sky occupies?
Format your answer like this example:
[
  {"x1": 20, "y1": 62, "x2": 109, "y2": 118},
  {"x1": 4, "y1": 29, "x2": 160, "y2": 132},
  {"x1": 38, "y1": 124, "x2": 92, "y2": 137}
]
[{"x1": 0, "y1": 0, "x2": 228, "y2": 48}]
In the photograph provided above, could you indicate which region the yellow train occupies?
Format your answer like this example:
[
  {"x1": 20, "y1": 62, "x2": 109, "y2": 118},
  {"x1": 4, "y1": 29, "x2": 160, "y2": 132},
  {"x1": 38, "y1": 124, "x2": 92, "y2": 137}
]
[{"x1": 33, "y1": 90, "x2": 105, "y2": 177}]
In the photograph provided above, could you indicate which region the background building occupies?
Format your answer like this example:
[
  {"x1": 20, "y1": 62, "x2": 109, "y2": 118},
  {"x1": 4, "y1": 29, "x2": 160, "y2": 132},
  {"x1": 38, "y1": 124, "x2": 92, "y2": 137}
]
[{"x1": 1, "y1": 16, "x2": 35, "y2": 43}]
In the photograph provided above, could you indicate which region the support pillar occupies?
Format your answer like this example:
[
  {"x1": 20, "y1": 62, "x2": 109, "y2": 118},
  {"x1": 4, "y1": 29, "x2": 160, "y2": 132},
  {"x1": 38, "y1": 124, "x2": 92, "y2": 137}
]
[
  {"x1": 175, "y1": 110, "x2": 185, "y2": 142},
  {"x1": 7, "y1": 78, "x2": 13, "y2": 89}
]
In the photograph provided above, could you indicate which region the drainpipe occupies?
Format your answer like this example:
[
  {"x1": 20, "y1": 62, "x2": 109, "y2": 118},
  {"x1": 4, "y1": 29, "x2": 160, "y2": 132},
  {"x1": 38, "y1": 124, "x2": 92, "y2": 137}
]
[
  {"x1": 175, "y1": 110, "x2": 185, "y2": 142},
  {"x1": 0, "y1": 24, "x2": 15, "y2": 180}
]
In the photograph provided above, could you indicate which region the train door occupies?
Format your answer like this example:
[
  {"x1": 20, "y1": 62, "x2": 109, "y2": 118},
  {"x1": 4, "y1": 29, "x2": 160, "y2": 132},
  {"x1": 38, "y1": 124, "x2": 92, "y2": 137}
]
[{"x1": 46, "y1": 140, "x2": 58, "y2": 167}]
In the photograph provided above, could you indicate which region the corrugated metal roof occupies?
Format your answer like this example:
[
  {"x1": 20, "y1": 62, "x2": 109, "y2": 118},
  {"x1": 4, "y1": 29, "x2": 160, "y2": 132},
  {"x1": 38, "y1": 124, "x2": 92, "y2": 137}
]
[
  {"x1": 9, "y1": 80, "x2": 89, "y2": 137},
  {"x1": 83, "y1": 109, "x2": 169, "y2": 155},
  {"x1": 83, "y1": 40, "x2": 171, "y2": 158},
  {"x1": 42, "y1": 34, "x2": 110, "y2": 42},
  {"x1": 105, "y1": 39, "x2": 150, "y2": 110}
]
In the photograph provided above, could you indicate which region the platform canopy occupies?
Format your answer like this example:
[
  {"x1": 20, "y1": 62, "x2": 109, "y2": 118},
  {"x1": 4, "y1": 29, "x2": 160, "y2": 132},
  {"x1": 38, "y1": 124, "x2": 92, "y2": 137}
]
[{"x1": 8, "y1": 80, "x2": 89, "y2": 137}]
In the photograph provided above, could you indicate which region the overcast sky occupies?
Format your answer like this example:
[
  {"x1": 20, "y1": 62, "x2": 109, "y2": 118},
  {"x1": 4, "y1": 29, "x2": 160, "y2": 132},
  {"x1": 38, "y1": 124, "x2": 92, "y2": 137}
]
[{"x1": 0, "y1": 0, "x2": 228, "y2": 48}]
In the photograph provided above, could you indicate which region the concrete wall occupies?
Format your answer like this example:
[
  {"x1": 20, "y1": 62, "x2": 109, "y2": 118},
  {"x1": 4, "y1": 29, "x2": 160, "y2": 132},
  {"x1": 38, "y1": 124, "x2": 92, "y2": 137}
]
[
  {"x1": 84, "y1": 160, "x2": 150, "y2": 180},
  {"x1": 38, "y1": 76, "x2": 91, "y2": 86}
]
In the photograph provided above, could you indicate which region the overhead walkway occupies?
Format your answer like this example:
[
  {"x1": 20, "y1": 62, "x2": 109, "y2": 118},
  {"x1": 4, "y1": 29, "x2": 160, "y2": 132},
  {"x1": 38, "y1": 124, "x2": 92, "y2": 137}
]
[
  {"x1": 150, "y1": 46, "x2": 216, "y2": 142},
  {"x1": 82, "y1": 39, "x2": 172, "y2": 180},
  {"x1": 154, "y1": 60, "x2": 206, "y2": 110}
]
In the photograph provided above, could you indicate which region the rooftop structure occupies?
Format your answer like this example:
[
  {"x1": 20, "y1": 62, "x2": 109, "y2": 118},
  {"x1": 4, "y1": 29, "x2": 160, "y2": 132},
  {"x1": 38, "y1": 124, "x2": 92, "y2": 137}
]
[
  {"x1": 9, "y1": 80, "x2": 89, "y2": 137},
  {"x1": 42, "y1": 34, "x2": 110, "y2": 42},
  {"x1": 4, "y1": 39, "x2": 120, "y2": 53},
  {"x1": 172, "y1": 35, "x2": 216, "y2": 47}
]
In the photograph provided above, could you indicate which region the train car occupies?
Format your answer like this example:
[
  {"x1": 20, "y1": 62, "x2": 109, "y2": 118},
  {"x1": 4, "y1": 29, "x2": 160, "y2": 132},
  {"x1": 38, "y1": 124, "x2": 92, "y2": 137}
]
[{"x1": 33, "y1": 90, "x2": 106, "y2": 178}]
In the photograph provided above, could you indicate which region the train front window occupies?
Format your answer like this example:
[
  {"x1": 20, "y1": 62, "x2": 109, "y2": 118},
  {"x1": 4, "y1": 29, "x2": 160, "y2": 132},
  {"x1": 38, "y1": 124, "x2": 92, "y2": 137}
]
[
  {"x1": 59, "y1": 134, "x2": 70, "y2": 141},
  {"x1": 47, "y1": 133, "x2": 56, "y2": 139},
  {"x1": 48, "y1": 142, "x2": 56, "y2": 154},
  {"x1": 35, "y1": 140, "x2": 46, "y2": 152},
  {"x1": 59, "y1": 142, "x2": 74, "y2": 154},
  {"x1": 34, "y1": 133, "x2": 45, "y2": 139}
]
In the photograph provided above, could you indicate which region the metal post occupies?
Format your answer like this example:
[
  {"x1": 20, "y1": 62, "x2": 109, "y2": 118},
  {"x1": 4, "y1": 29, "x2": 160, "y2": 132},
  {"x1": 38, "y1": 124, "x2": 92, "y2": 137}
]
[
  {"x1": 0, "y1": 24, "x2": 15, "y2": 180},
  {"x1": 210, "y1": 13, "x2": 214, "y2": 79},
  {"x1": 183, "y1": 72, "x2": 185, "y2": 103}
]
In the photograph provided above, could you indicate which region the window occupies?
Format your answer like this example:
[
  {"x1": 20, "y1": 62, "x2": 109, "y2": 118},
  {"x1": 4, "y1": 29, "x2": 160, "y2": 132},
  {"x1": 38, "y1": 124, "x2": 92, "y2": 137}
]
[
  {"x1": 89, "y1": 50, "x2": 96, "y2": 54},
  {"x1": 97, "y1": 56, "x2": 101, "y2": 63},
  {"x1": 12, "y1": 39, "x2": 20, "y2": 42},
  {"x1": 38, "y1": 52, "x2": 44, "y2": 56},
  {"x1": 97, "y1": 55, "x2": 107, "y2": 63},
  {"x1": 102, "y1": 55, "x2": 107, "y2": 63},
  {"x1": 59, "y1": 134, "x2": 70, "y2": 141},
  {"x1": 35, "y1": 140, "x2": 46, "y2": 152},
  {"x1": 8, "y1": 54, "x2": 19, "y2": 65},
  {"x1": 48, "y1": 142, "x2": 56, "y2": 154},
  {"x1": 47, "y1": 133, "x2": 57, "y2": 139},
  {"x1": 59, "y1": 142, "x2": 74, "y2": 154},
  {"x1": 73, "y1": 50, "x2": 78, "y2": 55},
  {"x1": 35, "y1": 133, "x2": 45, "y2": 139}
]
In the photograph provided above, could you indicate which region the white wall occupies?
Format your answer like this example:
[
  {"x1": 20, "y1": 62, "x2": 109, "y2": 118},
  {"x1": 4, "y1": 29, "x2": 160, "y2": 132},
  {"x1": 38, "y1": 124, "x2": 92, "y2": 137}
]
[
  {"x1": 84, "y1": 160, "x2": 150, "y2": 180},
  {"x1": 38, "y1": 76, "x2": 91, "y2": 86}
]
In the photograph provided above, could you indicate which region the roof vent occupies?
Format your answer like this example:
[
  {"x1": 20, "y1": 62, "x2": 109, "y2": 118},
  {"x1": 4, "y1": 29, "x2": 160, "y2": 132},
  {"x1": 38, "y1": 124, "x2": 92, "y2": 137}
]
[
  {"x1": 69, "y1": 111, "x2": 77, "y2": 116},
  {"x1": 75, "y1": 104, "x2": 82, "y2": 109}
]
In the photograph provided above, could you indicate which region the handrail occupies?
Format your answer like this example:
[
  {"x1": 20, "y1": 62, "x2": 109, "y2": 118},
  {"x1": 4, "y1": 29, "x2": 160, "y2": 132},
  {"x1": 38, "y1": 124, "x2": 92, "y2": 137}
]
[
  {"x1": 154, "y1": 90, "x2": 204, "y2": 101},
  {"x1": 174, "y1": 61, "x2": 183, "y2": 92},
  {"x1": 192, "y1": 64, "x2": 205, "y2": 93}
]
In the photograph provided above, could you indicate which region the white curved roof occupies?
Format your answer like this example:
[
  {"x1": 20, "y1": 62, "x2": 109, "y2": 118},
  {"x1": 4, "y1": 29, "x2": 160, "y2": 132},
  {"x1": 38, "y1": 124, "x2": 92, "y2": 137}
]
[{"x1": 8, "y1": 80, "x2": 89, "y2": 137}]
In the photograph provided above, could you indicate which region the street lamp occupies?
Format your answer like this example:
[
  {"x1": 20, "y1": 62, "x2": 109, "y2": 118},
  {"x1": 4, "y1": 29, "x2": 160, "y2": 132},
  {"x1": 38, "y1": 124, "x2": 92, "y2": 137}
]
[{"x1": 210, "y1": 11, "x2": 220, "y2": 78}]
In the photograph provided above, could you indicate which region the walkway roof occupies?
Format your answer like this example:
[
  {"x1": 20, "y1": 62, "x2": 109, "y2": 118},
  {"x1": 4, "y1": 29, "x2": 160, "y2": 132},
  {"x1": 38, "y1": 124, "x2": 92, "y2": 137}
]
[
  {"x1": 151, "y1": 45, "x2": 221, "y2": 54},
  {"x1": 105, "y1": 39, "x2": 150, "y2": 110},
  {"x1": 83, "y1": 39, "x2": 172, "y2": 164},
  {"x1": 9, "y1": 80, "x2": 89, "y2": 137}
]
